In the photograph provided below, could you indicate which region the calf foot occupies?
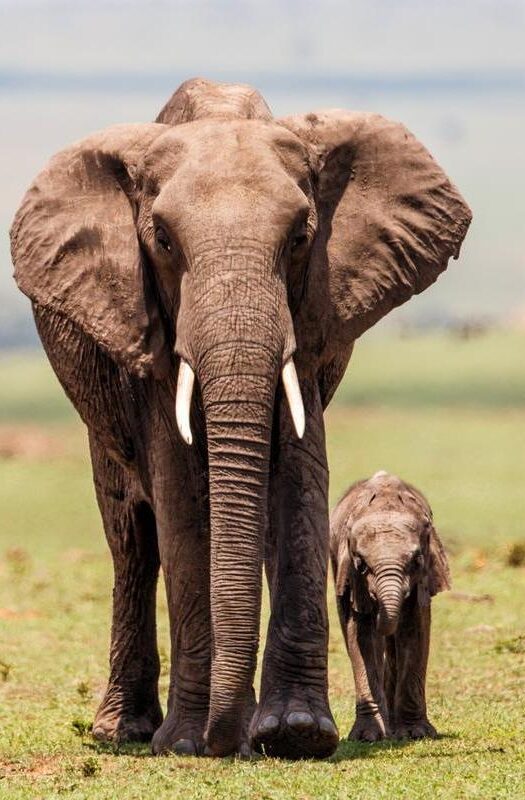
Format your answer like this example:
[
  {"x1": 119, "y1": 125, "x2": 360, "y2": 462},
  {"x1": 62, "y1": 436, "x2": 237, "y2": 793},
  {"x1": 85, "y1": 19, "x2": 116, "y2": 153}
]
[
  {"x1": 251, "y1": 687, "x2": 339, "y2": 759},
  {"x1": 93, "y1": 687, "x2": 162, "y2": 743},
  {"x1": 393, "y1": 718, "x2": 437, "y2": 740}
]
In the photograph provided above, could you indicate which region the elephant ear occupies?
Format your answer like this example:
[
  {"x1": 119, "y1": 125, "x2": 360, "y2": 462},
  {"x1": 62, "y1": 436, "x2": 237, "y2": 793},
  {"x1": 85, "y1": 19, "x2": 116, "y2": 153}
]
[
  {"x1": 418, "y1": 523, "x2": 450, "y2": 606},
  {"x1": 428, "y1": 525, "x2": 451, "y2": 597},
  {"x1": 279, "y1": 110, "x2": 472, "y2": 401},
  {"x1": 11, "y1": 123, "x2": 170, "y2": 378},
  {"x1": 350, "y1": 556, "x2": 374, "y2": 616},
  {"x1": 333, "y1": 533, "x2": 352, "y2": 597},
  {"x1": 332, "y1": 531, "x2": 372, "y2": 616}
]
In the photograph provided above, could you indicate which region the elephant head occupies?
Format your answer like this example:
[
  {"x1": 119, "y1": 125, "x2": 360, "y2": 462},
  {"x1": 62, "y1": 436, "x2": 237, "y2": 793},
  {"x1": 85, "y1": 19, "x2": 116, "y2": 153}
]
[
  {"x1": 11, "y1": 79, "x2": 468, "y2": 753},
  {"x1": 333, "y1": 471, "x2": 450, "y2": 636}
]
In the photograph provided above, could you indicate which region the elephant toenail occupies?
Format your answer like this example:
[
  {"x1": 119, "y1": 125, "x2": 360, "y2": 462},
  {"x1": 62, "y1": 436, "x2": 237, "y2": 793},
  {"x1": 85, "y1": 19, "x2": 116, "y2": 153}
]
[
  {"x1": 258, "y1": 715, "x2": 280, "y2": 736},
  {"x1": 92, "y1": 726, "x2": 107, "y2": 742},
  {"x1": 238, "y1": 742, "x2": 253, "y2": 760},
  {"x1": 319, "y1": 716, "x2": 338, "y2": 737},
  {"x1": 173, "y1": 738, "x2": 197, "y2": 756},
  {"x1": 286, "y1": 711, "x2": 315, "y2": 731}
]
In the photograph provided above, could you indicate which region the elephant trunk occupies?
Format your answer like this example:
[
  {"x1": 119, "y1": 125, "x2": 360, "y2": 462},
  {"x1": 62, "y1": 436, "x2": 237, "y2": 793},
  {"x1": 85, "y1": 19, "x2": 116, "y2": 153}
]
[
  {"x1": 203, "y1": 376, "x2": 272, "y2": 754},
  {"x1": 176, "y1": 251, "x2": 296, "y2": 755},
  {"x1": 374, "y1": 562, "x2": 405, "y2": 636}
]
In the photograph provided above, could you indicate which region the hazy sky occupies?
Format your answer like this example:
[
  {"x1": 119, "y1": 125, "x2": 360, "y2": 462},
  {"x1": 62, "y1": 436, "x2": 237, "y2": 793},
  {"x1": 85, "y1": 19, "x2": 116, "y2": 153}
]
[{"x1": 1, "y1": 0, "x2": 524, "y2": 76}]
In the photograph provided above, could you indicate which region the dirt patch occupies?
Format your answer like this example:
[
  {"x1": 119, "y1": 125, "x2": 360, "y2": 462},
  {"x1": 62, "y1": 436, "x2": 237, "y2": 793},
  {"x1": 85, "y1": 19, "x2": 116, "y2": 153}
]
[
  {"x1": 0, "y1": 607, "x2": 42, "y2": 620},
  {"x1": 448, "y1": 591, "x2": 495, "y2": 604},
  {"x1": 0, "y1": 754, "x2": 60, "y2": 778}
]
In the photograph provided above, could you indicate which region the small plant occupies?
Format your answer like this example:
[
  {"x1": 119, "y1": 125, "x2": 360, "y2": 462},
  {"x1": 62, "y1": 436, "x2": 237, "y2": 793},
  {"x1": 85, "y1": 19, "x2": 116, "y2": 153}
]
[
  {"x1": 80, "y1": 756, "x2": 100, "y2": 778},
  {"x1": 0, "y1": 661, "x2": 12, "y2": 681},
  {"x1": 71, "y1": 717, "x2": 92, "y2": 737},
  {"x1": 495, "y1": 635, "x2": 525, "y2": 655},
  {"x1": 76, "y1": 680, "x2": 91, "y2": 701},
  {"x1": 5, "y1": 547, "x2": 31, "y2": 578},
  {"x1": 506, "y1": 541, "x2": 525, "y2": 567},
  {"x1": 159, "y1": 645, "x2": 170, "y2": 677}
]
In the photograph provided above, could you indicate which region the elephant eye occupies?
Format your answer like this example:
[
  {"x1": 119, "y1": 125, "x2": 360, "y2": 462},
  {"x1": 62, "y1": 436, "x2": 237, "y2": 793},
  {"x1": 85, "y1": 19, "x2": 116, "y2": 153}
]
[
  {"x1": 291, "y1": 233, "x2": 308, "y2": 252},
  {"x1": 155, "y1": 226, "x2": 171, "y2": 253},
  {"x1": 290, "y1": 216, "x2": 309, "y2": 253},
  {"x1": 354, "y1": 554, "x2": 368, "y2": 574}
]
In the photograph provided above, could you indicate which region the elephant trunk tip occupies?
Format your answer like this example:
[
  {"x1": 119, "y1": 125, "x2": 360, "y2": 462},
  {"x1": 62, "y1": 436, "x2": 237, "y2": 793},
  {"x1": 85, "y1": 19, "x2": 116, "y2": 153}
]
[{"x1": 376, "y1": 614, "x2": 399, "y2": 637}]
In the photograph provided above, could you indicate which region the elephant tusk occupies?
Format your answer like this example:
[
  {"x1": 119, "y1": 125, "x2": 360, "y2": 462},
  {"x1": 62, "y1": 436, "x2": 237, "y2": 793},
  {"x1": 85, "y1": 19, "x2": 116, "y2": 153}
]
[
  {"x1": 176, "y1": 358, "x2": 195, "y2": 446},
  {"x1": 282, "y1": 358, "x2": 305, "y2": 439}
]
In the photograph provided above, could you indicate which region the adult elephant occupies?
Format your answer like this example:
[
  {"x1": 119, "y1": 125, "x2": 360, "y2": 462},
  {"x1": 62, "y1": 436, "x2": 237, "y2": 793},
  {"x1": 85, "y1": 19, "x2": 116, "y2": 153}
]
[{"x1": 10, "y1": 78, "x2": 471, "y2": 759}]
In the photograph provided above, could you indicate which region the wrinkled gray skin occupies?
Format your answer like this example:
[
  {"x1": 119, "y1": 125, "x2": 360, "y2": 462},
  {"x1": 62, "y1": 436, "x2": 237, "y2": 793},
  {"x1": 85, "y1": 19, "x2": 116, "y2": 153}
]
[
  {"x1": 11, "y1": 79, "x2": 470, "y2": 759},
  {"x1": 331, "y1": 471, "x2": 450, "y2": 741}
]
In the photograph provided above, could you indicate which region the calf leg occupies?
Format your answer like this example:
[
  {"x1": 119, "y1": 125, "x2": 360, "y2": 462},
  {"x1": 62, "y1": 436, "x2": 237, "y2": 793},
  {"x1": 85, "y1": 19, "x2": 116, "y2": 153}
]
[
  {"x1": 391, "y1": 593, "x2": 437, "y2": 739},
  {"x1": 342, "y1": 608, "x2": 389, "y2": 741}
]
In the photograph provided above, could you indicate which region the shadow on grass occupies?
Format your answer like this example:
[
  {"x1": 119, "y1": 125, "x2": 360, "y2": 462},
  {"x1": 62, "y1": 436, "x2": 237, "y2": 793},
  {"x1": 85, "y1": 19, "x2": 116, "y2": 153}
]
[
  {"x1": 329, "y1": 733, "x2": 460, "y2": 763},
  {"x1": 82, "y1": 733, "x2": 467, "y2": 764},
  {"x1": 82, "y1": 739, "x2": 153, "y2": 758}
]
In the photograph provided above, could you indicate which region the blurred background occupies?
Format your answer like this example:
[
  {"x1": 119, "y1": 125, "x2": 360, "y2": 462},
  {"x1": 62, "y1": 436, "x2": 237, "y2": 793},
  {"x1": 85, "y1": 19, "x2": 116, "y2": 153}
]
[
  {"x1": 0, "y1": 3, "x2": 524, "y2": 794},
  {"x1": 1, "y1": 0, "x2": 525, "y2": 343}
]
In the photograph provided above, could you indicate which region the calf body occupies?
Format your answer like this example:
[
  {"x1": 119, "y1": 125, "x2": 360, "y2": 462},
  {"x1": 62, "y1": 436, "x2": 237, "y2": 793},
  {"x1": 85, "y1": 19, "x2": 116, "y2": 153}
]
[{"x1": 330, "y1": 471, "x2": 450, "y2": 741}]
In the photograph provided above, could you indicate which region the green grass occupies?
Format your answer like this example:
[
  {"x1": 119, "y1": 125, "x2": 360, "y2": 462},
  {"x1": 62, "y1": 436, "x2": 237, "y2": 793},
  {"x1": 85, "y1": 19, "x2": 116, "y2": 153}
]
[
  {"x1": 335, "y1": 329, "x2": 525, "y2": 409},
  {"x1": 0, "y1": 332, "x2": 524, "y2": 798},
  {"x1": 0, "y1": 351, "x2": 75, "y2": 424}
]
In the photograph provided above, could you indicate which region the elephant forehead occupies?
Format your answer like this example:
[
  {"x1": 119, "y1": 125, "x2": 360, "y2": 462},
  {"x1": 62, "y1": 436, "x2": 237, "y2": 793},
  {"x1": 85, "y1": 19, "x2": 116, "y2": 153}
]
[
  {"x1": 142, "y1": 119, "x2": 310, "y2": 183},
  {"x1": 352, "y1": 512, "x2": 421, "y2": 539}
]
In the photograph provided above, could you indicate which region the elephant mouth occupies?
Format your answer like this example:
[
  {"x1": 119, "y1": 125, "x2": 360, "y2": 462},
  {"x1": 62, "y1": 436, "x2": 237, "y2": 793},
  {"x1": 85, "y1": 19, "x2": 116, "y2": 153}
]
[{"x1": 175, "y1": 355, "x2": 305, "y2": 446}]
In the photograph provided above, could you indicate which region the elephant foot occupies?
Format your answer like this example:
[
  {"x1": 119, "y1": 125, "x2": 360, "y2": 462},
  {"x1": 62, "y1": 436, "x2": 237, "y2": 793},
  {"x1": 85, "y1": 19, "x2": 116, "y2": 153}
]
[
  {"x1": 251, "y1": 688, "x2": 339, "y2": 759},
  {"x1": 154, "y1": 716, "x2": 257, "y2": 759},
  {"x1": 204, "y1": 729, "x2": 261, "y2": 761},
  {"x1": 393, "y1": 718, "x2": 437, "y2": 740},
  {"x1": 152, "y1": 713, "x2": 207, "y2": 756},
  {"x1": 349, "y1": 713, "x2": 389, "y2": 742},
  {"x1": 204, "y1": 688, "x2": 259, "y2": 759},
  {"x1": 93, "y1": 688, "x2": 162, "y2": 743}
]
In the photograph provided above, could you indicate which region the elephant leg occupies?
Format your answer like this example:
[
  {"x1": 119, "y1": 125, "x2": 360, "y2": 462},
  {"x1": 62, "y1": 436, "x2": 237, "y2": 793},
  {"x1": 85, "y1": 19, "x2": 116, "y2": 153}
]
[
  {"x1": 150, "y1": 445, "x2": 214, "y2": 756},
  {"x1": 384, "y1": 634, "x2": 398, "y2": 726},
  {"x1": 391, "y1": 594, "x2": 437, "y2": 740},
  {"x1": 90, "y1": 437, "x2": 162, "y2": 743},
  {"x1": 343, "y1": 614, "x2": 389, "y2": 742},
  {"x1": 252, "y1": 388, "x2": 339, "y2": 759}
]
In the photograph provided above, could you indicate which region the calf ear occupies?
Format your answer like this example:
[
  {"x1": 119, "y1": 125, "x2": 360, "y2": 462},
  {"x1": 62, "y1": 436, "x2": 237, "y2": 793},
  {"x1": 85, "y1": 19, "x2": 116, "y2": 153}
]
[
  {"x1": 417, "y1": 573, "x2": 431, "y2": 608},
  {"x1": 419, "y1": 523, "x2": 450, "y2": 606},
  {"x1": 350, "y1": 566, "x2": 374, "y2": 615},
  {"x1": 11, "y1": 123, "x2": 170, "y2": 378},
  {"x1": 332, "y1": 532, "x2": 373, "y2": 615},
  {"x1": 428, "y1": 525, "x2": 451, "y2": 596},
  {"x1": 333, "y1": 535, "x2": 352, "y2": 597}
]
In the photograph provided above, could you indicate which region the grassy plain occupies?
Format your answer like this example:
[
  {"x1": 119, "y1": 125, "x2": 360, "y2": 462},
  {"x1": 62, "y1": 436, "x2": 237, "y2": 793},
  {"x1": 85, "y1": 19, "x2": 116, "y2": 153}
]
[{"x1": 0, "y1": 331, "x2": 524, "y2": 798}]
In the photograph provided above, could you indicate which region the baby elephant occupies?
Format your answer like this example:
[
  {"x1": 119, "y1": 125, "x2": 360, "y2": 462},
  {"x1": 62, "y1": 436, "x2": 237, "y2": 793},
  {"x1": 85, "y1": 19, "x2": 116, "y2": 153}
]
[{"x1": 330, "y1": 471, "x2": 450, "y2": 741}]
